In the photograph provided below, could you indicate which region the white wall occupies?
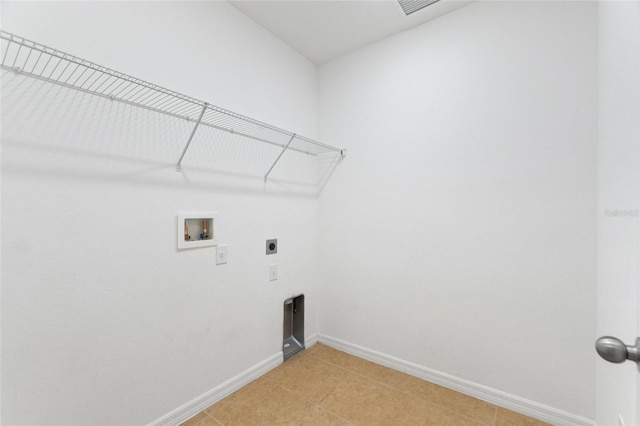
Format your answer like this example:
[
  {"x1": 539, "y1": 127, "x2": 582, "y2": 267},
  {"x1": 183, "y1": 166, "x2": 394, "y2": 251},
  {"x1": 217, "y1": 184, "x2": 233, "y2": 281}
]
[
  {"x1": 1, "y1": 2, "x2": 321, "y2": 424},
  {"x1": 1, "y1": 1, "x2": 605, "y2": 423},
  {"x1": 318, "y1": 1, "x2": 597, "y2": 419},
  {"x1": 596, "y1": 1, "x2": 640, "y2": 425}
]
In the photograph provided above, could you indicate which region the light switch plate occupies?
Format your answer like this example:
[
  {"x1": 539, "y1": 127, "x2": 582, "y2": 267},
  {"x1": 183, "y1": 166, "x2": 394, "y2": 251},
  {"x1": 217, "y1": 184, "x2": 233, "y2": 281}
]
[
  {"x1": 269, "y1": 264, "x2": 278, "y2": 281},
  {"x1": 216, "y1": 244, "x2": 228, "y2": 265}
]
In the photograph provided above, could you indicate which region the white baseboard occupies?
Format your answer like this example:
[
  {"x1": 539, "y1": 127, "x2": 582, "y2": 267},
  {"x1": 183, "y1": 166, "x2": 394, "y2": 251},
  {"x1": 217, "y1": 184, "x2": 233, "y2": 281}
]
[
  {"x1": 318, "y1": 334, "x2": 596, "y2": 426},
  {"x1": 149, "y1": 351, "x2": 282, "y2": 426},
  {"x1": 305, "y1": 332, "x2": 319, "y2": 348},
  {"x1": 150, "y1": 333, "x2": 590, "y2": 426}
]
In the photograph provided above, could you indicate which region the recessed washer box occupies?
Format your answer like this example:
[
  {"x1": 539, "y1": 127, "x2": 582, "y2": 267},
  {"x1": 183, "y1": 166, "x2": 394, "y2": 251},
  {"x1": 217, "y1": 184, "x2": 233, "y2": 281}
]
[{"x1": 177, "y1": 212, "x2": 217, "y2": 250}]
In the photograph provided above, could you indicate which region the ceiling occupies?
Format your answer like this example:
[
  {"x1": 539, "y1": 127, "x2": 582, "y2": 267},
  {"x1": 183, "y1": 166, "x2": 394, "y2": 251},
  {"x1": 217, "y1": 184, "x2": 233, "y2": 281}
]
[{"x1": 229, "y1": 0, "x2": 473, "y2": 65}]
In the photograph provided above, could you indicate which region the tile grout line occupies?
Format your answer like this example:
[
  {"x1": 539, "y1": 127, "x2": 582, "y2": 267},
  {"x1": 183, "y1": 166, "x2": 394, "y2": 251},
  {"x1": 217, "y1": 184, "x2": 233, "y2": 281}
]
[
  {"x1": 203, "y1": 411, "x2": 223, "y2": 426},
  {"x1": 264, "y1": 380, "x2": 354, "y2": 425},
  {"x1": 314, "y1": 371, "x2": 359, "y2": 425},
  {"x1": 297, "y1": 347, "x2": 492, "y2": 424},
  {"x1": 375, "y1": 383, "x2": 489, "y2": 426},
  {"x1": 317, "y1": 370, "x2": 356, "y2": 405},
  {"x1": 319, "y1": 405, "x2": 356, "y2": 425},
  {"x1": 348, "y1": 363, "x2": 493, "y2": 424},
  {"x1": 364, "y1": 356, "x2": 500, "y2": 424},
  {"x1": 306, "y1": 353, "x2": 362, "y2": 373}
]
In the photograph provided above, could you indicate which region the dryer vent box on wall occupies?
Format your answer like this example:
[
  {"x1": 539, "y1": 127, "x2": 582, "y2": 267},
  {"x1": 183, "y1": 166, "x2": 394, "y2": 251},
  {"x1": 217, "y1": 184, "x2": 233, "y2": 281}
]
[{"x1": 283, "y1": 294, "x2": 304, "y2": 360}]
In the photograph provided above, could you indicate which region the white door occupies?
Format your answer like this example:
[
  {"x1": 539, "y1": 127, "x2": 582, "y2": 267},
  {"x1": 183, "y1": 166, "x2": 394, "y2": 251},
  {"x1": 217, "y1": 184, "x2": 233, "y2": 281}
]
[{"x1": 596, "y1": 1, "x2": 640, "y2": 425}]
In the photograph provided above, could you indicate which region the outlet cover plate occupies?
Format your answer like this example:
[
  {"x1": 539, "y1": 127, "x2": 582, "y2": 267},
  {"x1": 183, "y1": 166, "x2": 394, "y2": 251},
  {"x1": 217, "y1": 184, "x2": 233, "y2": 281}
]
[{"x1": 266, "y1": 239, "x2": 277, "y2": 255}]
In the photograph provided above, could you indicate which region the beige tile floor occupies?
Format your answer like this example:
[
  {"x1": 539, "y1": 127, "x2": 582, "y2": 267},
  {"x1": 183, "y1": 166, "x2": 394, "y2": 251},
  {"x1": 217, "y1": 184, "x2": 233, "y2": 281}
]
[{"x1": 181, "y1": 344, "x2": 549, "y2": 426}]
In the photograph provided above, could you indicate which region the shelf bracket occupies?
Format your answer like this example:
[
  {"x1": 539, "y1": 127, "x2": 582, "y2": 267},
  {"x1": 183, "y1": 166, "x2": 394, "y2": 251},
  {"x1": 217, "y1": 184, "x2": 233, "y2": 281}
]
[
  {"x1": 264, "y1": 134, "x2": 296, "y2": 183},
  {"x1": 176, "y1": 103, "x2": 208, "y2": 172}
]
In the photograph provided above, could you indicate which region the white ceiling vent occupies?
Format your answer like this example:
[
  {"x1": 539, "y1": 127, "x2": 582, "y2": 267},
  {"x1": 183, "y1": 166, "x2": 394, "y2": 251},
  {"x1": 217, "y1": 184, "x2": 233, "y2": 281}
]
[{"x1": 397, "y1": 0, "x2": 441, "y2": 15}]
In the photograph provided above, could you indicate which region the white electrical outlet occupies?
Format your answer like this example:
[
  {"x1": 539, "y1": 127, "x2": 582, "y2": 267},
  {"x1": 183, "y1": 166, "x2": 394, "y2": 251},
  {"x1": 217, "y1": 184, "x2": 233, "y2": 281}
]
[
  {"x1": 269, "y1": 264, "x2": 278, "y2": 281},
  {"x1": 216, "y1": 244, "x2": 228, "y2": 265}
]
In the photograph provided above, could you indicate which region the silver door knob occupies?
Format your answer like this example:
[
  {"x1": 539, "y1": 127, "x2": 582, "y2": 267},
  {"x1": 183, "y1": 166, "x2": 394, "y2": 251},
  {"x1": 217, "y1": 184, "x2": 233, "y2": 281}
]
[{"x1": 595, "y1": 336, "x2": 640, "y2": 371}]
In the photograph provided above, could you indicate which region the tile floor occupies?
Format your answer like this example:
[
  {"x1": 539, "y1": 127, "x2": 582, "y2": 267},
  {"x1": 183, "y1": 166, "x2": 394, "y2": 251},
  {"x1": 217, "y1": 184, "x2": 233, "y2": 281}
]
[{"x1": 181, "y1": 343, "x2": 549, "y2": 426}]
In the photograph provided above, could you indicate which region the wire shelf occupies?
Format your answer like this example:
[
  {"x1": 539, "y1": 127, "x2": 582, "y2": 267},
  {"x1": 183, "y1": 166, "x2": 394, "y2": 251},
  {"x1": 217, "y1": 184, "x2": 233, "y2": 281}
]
[{"x1": 0, "y1": 30, "x2": 345, "y2": 180}]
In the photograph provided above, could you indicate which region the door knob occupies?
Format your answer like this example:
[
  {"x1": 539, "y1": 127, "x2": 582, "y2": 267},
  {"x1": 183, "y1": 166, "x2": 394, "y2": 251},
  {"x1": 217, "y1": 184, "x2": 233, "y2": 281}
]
[{"x1": 595, "y1": 336, "x2": 640, "y2": 371}]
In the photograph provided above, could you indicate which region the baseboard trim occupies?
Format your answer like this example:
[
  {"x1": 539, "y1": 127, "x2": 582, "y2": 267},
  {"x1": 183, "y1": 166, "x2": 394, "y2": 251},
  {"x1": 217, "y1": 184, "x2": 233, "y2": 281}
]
[
  {"x1": 318, "y1": 334, "x2": 595, "y2": 426},
  {"x1": 149, "y1": 351, "x2": 282, "y2": 426},
  {"x1": 305, "y1": 332, "x2": 319, "y2": 348}
]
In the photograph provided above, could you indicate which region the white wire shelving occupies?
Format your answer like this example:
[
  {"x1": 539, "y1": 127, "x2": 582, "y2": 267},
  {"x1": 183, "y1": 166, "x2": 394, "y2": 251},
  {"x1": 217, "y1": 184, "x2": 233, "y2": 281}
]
[{"x1": 0, "y1": 30, "x2": 345, "y2": 181}]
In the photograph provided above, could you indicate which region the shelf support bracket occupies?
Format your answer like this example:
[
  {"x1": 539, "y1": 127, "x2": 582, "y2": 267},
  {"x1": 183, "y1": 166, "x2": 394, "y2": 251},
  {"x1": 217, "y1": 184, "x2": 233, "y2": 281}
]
[
  {"x1": 264, "y1": 134, "x2": 296, "y2": 183},
  {"x1": 176, "y1": 103, "x2": 208, "y2": 172}
]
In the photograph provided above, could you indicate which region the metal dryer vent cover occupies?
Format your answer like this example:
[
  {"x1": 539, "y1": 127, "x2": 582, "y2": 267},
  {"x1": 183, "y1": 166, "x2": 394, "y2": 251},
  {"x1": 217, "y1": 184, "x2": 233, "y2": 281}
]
[{"x1": 397, "y1": 0, "x2": 441, "y2": 15}]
